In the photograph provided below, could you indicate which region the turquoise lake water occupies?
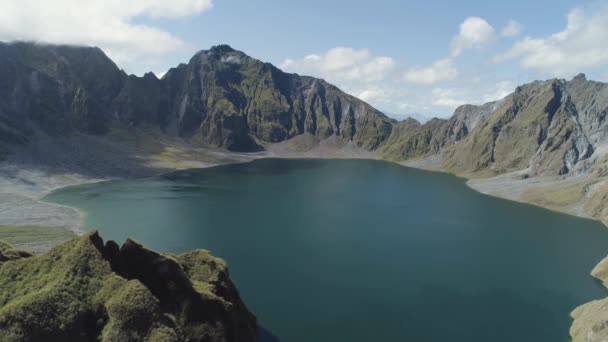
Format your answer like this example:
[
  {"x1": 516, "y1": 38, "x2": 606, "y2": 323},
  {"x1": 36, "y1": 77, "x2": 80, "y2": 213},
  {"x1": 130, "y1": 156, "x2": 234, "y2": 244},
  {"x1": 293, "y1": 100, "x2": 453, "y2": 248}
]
[{"x1": 44, "y1": 159, "x2": 608, "y2": 341}]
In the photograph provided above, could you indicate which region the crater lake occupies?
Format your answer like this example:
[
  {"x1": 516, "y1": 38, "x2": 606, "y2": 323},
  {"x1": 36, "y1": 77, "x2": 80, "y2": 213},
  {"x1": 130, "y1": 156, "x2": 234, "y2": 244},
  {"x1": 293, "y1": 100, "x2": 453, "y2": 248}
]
[{"x1": 44, "y1": 158, "x2": 608, "y2": 342}]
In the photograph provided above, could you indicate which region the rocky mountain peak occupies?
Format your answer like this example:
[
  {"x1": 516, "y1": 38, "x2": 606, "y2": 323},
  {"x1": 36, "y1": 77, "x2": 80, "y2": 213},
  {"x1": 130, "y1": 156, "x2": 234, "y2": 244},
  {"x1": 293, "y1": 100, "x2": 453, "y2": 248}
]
[
  {"x1": 572, "y1": 73, "x2": 587, "y2": 82},
  {"x1": 209, "y1": 44, "x2": 236, "y2": 54},
  {"x1": 0, "y1": 42, "x2": 393, "y2": 152}
]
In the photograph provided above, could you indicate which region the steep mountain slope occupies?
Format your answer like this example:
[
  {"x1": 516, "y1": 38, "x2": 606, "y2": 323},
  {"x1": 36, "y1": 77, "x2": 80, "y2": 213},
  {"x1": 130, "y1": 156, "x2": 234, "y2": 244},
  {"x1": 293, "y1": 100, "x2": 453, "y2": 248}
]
[
  {"x1": 378, "y1": 118, "x2": 447, "y2": 160},
  {"x1": 385, "y1": 74, "x2": 607, "y2": 179},
  {"x1": 0, "y1": 42, "x2": 393, "y2": 153},
  {"x1": 0, "y1": 232, "x2": 257, "y2": 342},
  {"x1": 0, "y1": 42, "x2": 126, "y2": 139},
  {"x1": 442, "y1": 77, "x2": 598, "y2": 176},
  {"x1": 162, "y1": 45, "x2": 393, "y2": 151},
  {"x1": 378, "y1": 102, "x2": 499, "y2": 161}
]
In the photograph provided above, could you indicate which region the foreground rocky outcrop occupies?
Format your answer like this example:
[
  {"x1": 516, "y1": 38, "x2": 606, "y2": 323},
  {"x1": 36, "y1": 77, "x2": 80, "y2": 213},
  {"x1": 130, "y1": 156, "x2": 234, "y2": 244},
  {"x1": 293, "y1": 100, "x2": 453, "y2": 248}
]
[
  {"x1": 571, "y1": 256, "x2": 608, "y2": 341},
  {"x1": 0, "y1": 232, "x2": 257, "y2": 342},
  {"x1": 0, "y1": 240, "x2": 31, "y2": 262}
]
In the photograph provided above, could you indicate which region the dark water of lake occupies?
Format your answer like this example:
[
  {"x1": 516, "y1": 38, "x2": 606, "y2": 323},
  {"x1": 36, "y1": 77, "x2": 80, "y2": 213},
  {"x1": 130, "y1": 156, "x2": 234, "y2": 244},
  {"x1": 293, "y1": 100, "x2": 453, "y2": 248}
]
[{"x1": 45, "y1": 159, "x2": 608, "y2": 342}]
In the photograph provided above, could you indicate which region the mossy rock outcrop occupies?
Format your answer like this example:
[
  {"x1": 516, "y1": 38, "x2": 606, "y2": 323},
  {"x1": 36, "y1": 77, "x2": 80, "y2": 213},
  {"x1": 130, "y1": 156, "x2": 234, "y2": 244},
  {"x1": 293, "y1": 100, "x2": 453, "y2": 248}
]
[
  {"x1": 0, "y1": 232, "x2": 257, "y2": 342},
  {"x1": 571, "y1": 256, "x2": 608, "y2": 341},
  {"x1": 0, "y1": 240, "x2": 32, "y2": 262}
]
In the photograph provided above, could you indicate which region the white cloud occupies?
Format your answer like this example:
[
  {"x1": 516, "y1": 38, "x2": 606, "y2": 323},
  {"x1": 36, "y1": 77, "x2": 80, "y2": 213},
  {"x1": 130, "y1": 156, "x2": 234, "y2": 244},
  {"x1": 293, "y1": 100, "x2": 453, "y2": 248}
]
[
  {"x1": 431, "y1": 88, "x2": 469, "y2": 108},
  {"x1": 494, "y1": 7, "x2": 608, "y2": 75},
  {"x1": 482, "y1": 81, "x2": 516, "y2": 102},
  {"x1": 451, "y1": 17, "x2": 496, "y2": 56},
  {"x1": 358, "y1": 88, "x2": 389, "y2": 103},
  {"x1": 0, "y1": 0, "x2": 213, "y2": 74},
  {"x1": 280, "y1": 47, "x2": 395, "y2": 83},
  {"x1": 404, "y1": 58, "x2": 459, "y2": 85},
  {"x1": 502, "y1": 20, "x2": 523, "y2": 37}
]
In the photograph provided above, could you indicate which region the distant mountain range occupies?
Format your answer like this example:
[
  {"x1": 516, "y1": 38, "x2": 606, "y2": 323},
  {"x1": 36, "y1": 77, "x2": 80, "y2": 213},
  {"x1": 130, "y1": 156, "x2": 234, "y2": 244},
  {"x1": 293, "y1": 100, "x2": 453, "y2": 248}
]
[
  {"x1": 0, "y1": 42, "x2": 393, "y2": 152},
  {"x1": 0, "y1": 42, "x2": 606, "y2": 224},
  {"x1": 381, "y1": 74, "x2": 608, "y2": 176}
]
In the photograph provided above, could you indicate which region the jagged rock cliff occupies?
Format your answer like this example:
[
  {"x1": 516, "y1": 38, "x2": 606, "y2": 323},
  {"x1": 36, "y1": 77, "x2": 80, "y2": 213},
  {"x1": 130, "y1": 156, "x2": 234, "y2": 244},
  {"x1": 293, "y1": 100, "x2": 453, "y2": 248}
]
[
  {"x1": 384, "y1": 74, "x2": 607, "y2": 178},
  {"x1": 0, "y1": 232, "x2": 257, "y2": 342},
  {"x1": 0, "y1": 42, "x2": 393, "y2": 152},
  {"x1": 378, "y1": 102, "x2": 499, "y2": 162},
  {"x1": 162, "y1": 45, "x2": 393, "y2": 151},
  {"x1": 3, "y1": 42, "x2": 604, "y2": 183},
  {"x1": 0, "y1": 42, "x2": 126, "y2": 139},
  {"x1": 443, "y1": 76, "x2": 601, "y2": 176}
]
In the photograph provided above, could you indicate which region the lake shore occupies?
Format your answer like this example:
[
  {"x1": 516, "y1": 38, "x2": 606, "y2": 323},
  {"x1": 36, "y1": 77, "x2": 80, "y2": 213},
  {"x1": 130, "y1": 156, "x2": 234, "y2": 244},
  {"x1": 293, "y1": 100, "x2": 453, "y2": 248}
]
[
  {"x1": 401, "y1": 154, "x2": 608, "y2": 228},
  {"x1": 1, "y1": 133, "x2": 606, "y2": 250},
  {"x1": 35, "y1": 157, "x2": 608, "y2": 342},
  {"x1": 0, "y1": 133, "x2": 375, "y2": 249}
]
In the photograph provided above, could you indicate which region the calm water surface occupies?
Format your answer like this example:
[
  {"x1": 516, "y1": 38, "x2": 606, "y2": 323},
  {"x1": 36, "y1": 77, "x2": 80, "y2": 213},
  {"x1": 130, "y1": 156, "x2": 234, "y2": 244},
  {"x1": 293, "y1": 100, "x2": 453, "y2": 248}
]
[{"x1": 45, "y1": 159, "x2": 608, "y2": 342}]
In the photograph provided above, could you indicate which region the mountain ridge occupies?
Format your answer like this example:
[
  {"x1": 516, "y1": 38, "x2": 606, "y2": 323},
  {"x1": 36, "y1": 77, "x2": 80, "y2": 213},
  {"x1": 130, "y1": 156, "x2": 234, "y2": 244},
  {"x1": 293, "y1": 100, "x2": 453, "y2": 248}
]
[{"x1": 0, "y1": 41, "x2": 394, "y2": 153}]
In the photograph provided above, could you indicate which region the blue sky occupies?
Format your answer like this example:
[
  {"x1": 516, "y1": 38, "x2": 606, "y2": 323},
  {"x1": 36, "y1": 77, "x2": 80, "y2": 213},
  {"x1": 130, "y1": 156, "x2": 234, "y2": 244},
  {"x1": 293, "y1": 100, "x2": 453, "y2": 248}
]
[{"x1": 1, "y1": 0, "x2": 607, "y2": 120}]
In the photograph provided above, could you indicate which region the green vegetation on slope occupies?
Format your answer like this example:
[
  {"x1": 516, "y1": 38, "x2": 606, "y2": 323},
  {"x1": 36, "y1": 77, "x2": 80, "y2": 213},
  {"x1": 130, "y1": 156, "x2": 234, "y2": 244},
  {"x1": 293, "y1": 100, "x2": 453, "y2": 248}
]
[
  {"x1": 378, "y1": 118, "x2": 447, "y2": 161},
  {"x1": 0, "y1": 232, "x2": 257, "y2": 342},
  {"x1": 0, "y1": 240, "x2": 32, "y2": 262},
  {"x1": 571, "y1": 255, "x2": 608, "y2": 341},
  {"x1": 0, "y1": 226, "x2": 76, "y2": 246},
  {"x1": 0, "y1": 42, "x2": 394, "y2": 153}
]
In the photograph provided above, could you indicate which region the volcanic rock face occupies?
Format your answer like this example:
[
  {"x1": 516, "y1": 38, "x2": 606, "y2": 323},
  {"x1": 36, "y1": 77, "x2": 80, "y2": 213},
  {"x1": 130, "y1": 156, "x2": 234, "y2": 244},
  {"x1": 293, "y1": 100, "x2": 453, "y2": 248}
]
[
  {"x1": 161, "y1": 45, "x2": 394, "y2": 151},
  {"x1": 378, "y1": 101, "x2": 502, "y2": 162},
  {"x1": 2, "y1": 42, "x2": 605, "y2": 180},
  {"x1": 0, "y1": 232, "x2": 257, "y2": 342},
  {"x1": 0, "y1": 42, "x2": 125, "y2": 139},
  {"x1": 383, "y1": 76, "x2": 607, "y2": 178},
  {"x1": 0, "y1": 42, "x2": 393, "y2": 152}
]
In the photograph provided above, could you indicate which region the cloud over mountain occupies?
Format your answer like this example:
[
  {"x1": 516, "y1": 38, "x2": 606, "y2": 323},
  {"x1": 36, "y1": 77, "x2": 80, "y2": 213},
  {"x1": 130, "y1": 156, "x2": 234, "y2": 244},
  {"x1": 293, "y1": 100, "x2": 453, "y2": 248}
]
[{"x1": 0, "y1": 0, "x2": 214, "y2": 73}]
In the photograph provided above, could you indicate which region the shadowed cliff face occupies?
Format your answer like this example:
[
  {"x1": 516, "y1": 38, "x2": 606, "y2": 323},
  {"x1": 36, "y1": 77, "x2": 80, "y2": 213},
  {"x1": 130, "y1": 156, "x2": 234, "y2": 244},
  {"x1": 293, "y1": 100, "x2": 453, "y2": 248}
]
[
  {"x1": 0, "y1": 232, "x2": 257, "y2": 342},
  {"x1": 0, "y1": 42, "x2": 393, "y2": 152},
  {"x1": 0, "y1": 42, "x2": 126, "y2": 138}
]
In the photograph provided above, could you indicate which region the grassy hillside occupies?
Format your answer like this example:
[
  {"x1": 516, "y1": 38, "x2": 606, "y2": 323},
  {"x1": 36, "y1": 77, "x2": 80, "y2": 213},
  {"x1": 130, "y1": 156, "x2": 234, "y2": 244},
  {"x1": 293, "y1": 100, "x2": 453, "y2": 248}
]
[{"x1": 0, "y1": 232, "x2": 257, "y2": 342}]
